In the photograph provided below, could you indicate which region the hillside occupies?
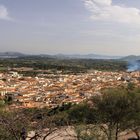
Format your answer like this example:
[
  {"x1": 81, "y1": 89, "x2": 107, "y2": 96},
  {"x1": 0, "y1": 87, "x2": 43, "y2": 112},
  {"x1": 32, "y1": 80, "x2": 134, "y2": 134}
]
[
  {"x1": 0, "y1": 52, "x2": 25, "y2": 58},
  {"x1": 121, "y1": 55, "x2": 140, "y2": 61}
]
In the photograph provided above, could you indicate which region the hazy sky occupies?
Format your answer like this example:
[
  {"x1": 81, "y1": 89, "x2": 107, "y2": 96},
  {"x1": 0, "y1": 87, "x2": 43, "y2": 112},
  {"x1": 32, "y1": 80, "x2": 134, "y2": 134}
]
[{"x1": 1, "y1": 0, "x2": 140, "y2": 55}]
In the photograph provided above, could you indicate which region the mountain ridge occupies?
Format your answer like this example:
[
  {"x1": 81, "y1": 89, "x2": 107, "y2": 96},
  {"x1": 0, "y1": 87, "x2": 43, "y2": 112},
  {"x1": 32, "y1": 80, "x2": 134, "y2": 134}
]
[
  {"x1": 0, "y1": 52, "x2": 122, "y2": 59},
  {"x1": 0, "y1": 52, "x2": 140, "y2": 61},
  {"x1": 121, "y1": 55, "x2": 140, "y2": 61}
]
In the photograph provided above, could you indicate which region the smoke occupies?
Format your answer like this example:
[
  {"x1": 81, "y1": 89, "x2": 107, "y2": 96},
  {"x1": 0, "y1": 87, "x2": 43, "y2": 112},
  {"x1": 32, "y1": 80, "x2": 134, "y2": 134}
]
[{"x1": 127, "y1": 60, "x2": 140, "y2": 72}]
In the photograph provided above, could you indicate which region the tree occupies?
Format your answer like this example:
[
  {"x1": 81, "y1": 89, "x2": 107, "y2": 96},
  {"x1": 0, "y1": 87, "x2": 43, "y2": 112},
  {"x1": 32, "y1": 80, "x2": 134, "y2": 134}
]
[
  {"x1": 0, "y1": 107, "x2": 71, "y2": 140},
  {"x1": 91, "y1": 88, "x2": 132, "y2": 140},
  {"x1": 0, "y1": 110, "x2": 29, "y2": 140},
  {"x1": 68, "y1": 87, "x2": 140, "y2": 140},
  {"x1": 122, "y1": 88, "x2": 140, "y2": 139}
]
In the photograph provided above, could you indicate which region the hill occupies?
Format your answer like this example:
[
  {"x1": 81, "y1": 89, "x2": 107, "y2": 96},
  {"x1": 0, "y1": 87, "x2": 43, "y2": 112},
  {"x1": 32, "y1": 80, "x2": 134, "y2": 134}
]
[
  {"x1": 0, "y1": 52, "x2": 25, "y2": 58},
  {"x1": 53, "y1": 54, "x2": 122, "y2": 59},
  {"x1": 0, "y1": 52, "x2": 122, "y2": 59},
  {"x1": 121, "y1": 55, "x2": 140, "y2": 61}
]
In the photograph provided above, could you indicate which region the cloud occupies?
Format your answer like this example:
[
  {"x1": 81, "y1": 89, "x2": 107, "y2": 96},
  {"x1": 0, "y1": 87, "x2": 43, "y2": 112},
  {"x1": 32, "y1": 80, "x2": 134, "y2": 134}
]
[
  {"x1": 84, "y1": 0, "x2": 140, "y2": 24},
  {"x1": 0, "y1": 5, "x2": 12, "y2": 20}
]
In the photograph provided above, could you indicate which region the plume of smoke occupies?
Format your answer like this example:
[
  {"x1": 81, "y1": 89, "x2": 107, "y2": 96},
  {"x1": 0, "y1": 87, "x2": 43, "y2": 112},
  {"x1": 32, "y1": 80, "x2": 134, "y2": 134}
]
[{"x1": 127, "y1": 60, "x2": 140, "y2": 72}]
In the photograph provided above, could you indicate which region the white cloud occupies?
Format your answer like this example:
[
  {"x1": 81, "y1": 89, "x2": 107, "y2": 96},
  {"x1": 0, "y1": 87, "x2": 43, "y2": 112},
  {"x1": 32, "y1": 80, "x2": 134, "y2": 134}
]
[
  {"x1": 84, "y1": 0, "x2": 140, "y2": 24},
  {"x1": 0, "y1": 5, "x2": 12, "y2": 20}
]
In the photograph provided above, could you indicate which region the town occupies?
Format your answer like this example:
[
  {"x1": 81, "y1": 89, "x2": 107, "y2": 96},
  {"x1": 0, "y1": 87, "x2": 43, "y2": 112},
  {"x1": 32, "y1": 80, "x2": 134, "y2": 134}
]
[{"x1": 0, "y1": 69, "x2": 140, "y2": 109}]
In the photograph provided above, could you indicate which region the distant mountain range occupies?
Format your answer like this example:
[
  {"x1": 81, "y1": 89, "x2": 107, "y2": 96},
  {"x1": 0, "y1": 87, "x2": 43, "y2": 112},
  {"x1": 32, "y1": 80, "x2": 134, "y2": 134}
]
[
  {"x1": 0, "y1": 52, "x2": 140, "y2": 61},
  {"x1": 120, "y1": 55, "x2": 140, "y2": 61},
  {"x1": 0, "y1": 52, "x2": 25, "y2": 58},
  {"x1": 0, "y1": 52, "x2": 122, "y2": 59},
  {"x1": 52, "y1": 54, "x2": 122, "y2": 59}
]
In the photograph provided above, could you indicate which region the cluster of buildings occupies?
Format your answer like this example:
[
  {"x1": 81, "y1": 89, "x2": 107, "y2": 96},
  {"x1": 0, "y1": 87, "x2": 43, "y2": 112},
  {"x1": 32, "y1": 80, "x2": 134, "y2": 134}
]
[{"x1": 0, "y1": 70, "x2": 140, "y2": 109}]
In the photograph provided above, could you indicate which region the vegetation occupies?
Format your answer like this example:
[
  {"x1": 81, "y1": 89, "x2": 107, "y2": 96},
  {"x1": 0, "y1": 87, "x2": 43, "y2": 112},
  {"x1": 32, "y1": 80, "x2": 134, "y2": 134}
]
[
  {"x1": 0, "y1": 86, "x2": 139, "y2": 140},
  {"x1": 68, "y1": 87, "x2": 140, "y2": 140},
  {"x1": 0, "y1": 57, "x2": 127, "y2": 75}
]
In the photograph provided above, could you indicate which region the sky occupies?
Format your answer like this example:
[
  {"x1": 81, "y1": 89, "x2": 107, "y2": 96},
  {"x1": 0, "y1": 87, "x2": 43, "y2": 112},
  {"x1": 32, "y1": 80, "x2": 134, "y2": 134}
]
[{"x1": 1, "y1": 0, "x2": 140, "y2": 55}]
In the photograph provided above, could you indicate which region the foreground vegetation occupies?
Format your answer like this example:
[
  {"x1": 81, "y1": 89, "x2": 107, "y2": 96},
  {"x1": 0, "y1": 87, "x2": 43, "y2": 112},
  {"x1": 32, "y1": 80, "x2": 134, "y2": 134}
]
[{"x1": 0, "y1": 85, "x2": 140, "y2": 140}]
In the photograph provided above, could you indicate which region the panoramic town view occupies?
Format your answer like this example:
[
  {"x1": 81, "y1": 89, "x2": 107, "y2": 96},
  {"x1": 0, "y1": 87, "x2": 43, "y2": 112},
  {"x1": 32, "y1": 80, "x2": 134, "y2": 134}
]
[{"x1": 0, "y1": 0, "x2": 140, "y2": 140}]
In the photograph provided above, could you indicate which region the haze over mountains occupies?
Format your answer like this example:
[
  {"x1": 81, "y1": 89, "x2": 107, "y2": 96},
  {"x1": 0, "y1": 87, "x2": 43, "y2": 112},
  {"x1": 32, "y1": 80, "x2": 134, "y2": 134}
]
[
  {"x1": 0, "y1": 52, "x2": 25, "y2": 58},
  {"x1": 0, "y1": 52, "x2": 121, "y2": 59},
  {"x1": 120, "y1": 55, "x2": 140, "y2": 61},
  {"x1": 0, "y1": 52, "x2": 140, "y2": 61}
]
